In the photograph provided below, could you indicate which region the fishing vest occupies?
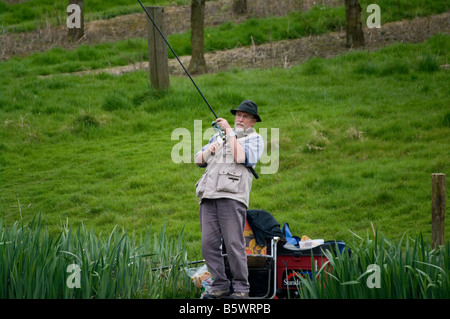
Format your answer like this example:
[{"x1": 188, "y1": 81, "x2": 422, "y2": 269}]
[{"x1": 195, "y1": 131, "x2": 259, "y2": 208}]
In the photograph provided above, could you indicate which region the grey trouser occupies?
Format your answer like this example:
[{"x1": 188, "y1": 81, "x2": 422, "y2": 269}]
[{"x1": 199, "y1": 198, "x2": 249, "y2": 292}]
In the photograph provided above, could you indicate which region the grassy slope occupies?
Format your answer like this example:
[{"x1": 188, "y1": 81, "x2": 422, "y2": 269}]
[
  {"x1": 1, "y1": 33, "x2": 449, "y2": 259},
  {"x1": 1, "y1": 0, "x2": 448, "y2": 33},
  {"x1": 4, "y1": 1, "x2": 449, "y2": 76},
  {"x1": 0, "y1": 0, "x2": 189, "y2": 33}
]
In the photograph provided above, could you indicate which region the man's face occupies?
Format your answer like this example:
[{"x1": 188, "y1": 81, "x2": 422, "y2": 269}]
[{"x1": 234, "y1": 111, "x2": 256, "y2": 132}]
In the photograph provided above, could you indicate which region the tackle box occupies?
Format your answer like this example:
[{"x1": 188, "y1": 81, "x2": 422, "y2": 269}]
[{"x1": 276, "y1": 241, "x2": 345, "y2": 297}]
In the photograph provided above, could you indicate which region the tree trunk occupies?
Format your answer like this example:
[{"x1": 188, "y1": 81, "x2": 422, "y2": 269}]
[
  {"x1": 188, "y1": 0, "x2": 207, "y2": 74},
  {"x1": 68, "y1": 0, "x2": 84, "y2": 42},
  {"x1": 233, "y1": 0, "x2": 248, "y2": 15},
  {"x1": 344, "y1": 0, "x2": 364, "y2": 48}
]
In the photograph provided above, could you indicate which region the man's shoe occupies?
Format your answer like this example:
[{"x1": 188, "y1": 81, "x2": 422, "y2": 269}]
[
  {"x1": 228, "y1": 291, "x2": 249, "y2": 299},
  {"x1": 201, "y1": 289, "x2": 230, "y2": 299}
]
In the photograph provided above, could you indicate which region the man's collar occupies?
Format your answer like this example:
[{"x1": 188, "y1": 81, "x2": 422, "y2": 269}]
[{"x1": 235, "y1": 127, "x2": 255, "y2": 139}]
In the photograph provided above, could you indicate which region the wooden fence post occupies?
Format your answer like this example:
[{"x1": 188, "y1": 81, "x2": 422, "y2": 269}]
[
  {"x1": 432, "y1": 173, "x2": 446, "y2": 247},
  {"x1": 146, "y1": 7, "x2": 170, "y2": 91}
]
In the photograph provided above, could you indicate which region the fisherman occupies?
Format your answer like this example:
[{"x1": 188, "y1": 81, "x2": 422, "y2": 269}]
[{"x1": 194, "y1": 100, "x2": 264, "y2": 299}]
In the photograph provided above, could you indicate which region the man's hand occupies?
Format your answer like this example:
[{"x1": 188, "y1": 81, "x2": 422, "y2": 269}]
[
  {"x1": 214, "y1": 118, "x2": 233, "y2": 135},
  {"x1": 207, "y1": 141, "x2": 221, "y2": 155},
  {"x1": 195, "y1": 141, "x2": 222, "y2": 166},
  {"x1": 215, "y1": 118, "x2": 245, "y2": 164}
]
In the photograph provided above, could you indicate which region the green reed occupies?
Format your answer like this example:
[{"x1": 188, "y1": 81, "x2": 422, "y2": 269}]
[
  {"x1": 296, "y1": 232, "x2": 449, "y2": 299},
  {"x1": 0, "y1": 214, "x2": 197, "y2": 299}
]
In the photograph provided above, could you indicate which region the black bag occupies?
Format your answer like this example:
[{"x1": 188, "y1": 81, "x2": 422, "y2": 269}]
[{"x1": 246, "y1": 209, "x2": 285, "y2": 247}]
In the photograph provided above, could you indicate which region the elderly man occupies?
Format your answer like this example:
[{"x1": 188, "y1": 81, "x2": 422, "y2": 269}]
[{"x1": 194, "y1": 100, "x2": 264, "y2": 299}]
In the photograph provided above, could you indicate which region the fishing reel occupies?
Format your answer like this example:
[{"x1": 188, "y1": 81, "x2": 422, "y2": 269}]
[{"x1": 212, "y1": 121, "x2": 226, "y2": 141}]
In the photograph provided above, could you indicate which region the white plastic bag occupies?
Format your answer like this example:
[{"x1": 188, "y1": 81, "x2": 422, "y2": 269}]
[
  {"x1": 298, "y1": 239, "x2": 324, "y2": 249},
  {"x1": 185, "y1": 264, "x2": 213, "y2": 291}
]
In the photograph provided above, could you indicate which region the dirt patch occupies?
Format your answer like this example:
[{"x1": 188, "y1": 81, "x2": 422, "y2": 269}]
[
  {"x1": 1, "y1": 0, "x2": 335, "y2": 60},
  {"x1": 199, "y1": 11, "x2": 450, "y2": 74},
  {"x1": 2, "y1": 0, "x2": 448, "y2": 77},
  {"x1": 51, "y1": 11, "x2": 449, "y2": 78}
]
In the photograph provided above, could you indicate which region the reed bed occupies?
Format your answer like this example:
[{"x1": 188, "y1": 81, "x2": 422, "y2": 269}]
[
  {"x1": 0, "y1": 214, "x2": 196, "y2": 299},
  {"x1": 296, "y1": 232, "x2": 449, "y2": 299},
  {"x1": 1, "y1": 214, "x2": 448, "y2": 299}
]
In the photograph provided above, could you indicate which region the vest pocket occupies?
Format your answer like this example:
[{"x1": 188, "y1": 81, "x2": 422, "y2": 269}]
[
  {"x1": 217, "y1": 170, "x2": 242, "y2": 193},
  {"x1": 195, "y1": 171, "x2": 207, "y2": 197}
]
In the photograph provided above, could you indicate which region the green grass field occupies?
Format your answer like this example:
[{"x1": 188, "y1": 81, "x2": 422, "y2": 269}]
[
  {"x1": 1, "y1": 0, "x2": 449, "y2": 299},
  {"x1": 1, "y1": 33, "x2": 449, "y2": 260},
  {"x1": 3, "y1": 0, "x2": 448, "y2": 76},
  {"x1": 1, "y1": 0, "x2": 448, "y2": 34},
  {"x1": 0, "y1": 0, "x2": 190, "y2": 33}
]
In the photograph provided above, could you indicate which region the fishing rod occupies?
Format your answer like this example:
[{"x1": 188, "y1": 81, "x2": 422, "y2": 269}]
[
  {"x1": 138, "y1": 0, "x2": 217, "y2": 118},
  {"x1": 151, "y1": 259, "x2": 205, "y2": 272},
  {"x1": 138, "y1": 0, "x2": 258, "y2": 179}
]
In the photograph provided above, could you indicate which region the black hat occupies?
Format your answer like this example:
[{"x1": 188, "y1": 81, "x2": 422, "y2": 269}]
[{"x1": 230, "y1": 100, "x2": 262, "y2": 122}]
